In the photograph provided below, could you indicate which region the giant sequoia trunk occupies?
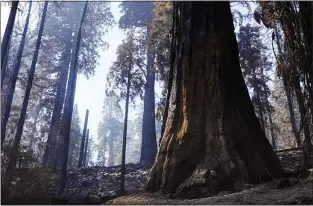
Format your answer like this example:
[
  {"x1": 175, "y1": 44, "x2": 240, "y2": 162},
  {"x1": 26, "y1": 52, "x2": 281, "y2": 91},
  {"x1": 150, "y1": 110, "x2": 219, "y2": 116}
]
[
  {"x1": 42, "y1": 32, "x2": 72, "y2": 167},
  {"x1": 140, "y1": 53, "x2": 157, "y2": 166},
  {"x1": 1, "y1": 2, "x2": 32, "y2": 149},
  {"x1": 147, "y1": 2, "x2": 283, "y2": 197}
]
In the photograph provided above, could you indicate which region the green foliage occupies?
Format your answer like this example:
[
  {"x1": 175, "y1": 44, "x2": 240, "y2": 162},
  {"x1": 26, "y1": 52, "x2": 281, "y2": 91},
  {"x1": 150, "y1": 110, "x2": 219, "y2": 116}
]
[
  {"x1": 148, "y1": 2, "x2": 172, "y2": 121},
  {"x1": 2, "y1": 1, "x2": 115, "y2": 168},
  {"x1": 44, "y1": 2, "x2": 115, "y2": 78},
  {"x1": 119, "y1": 2, "x2": 154, "y2": 29},
  {"x1": 106, "y1": 30, "x2": 146, "y2": 102},
  {"x1": 149, "y1": 2, "x2": 172, "y2": 82},
  {"x1": 237, "y1": 24, "x2": 273, "y2": 115}
]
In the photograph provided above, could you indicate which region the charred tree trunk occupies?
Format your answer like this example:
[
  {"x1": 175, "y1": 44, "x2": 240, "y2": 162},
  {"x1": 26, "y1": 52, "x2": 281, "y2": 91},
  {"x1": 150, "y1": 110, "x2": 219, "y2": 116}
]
[
  {"x1": 83, "y1": 129, "x2": 89, "y2": 167},
  {"x1": 58, "y1": 2, "x2": 88, "y2": 196},
  {"x1": 1, "y1": 2, "x2": 32, "y2": 149},
  {"x1": 78, "y1": 109, "x2": 89, "y2": 168},
  {"x1": 1, "y1": 1, "x2": 18, "y2": 74},
  {"x1": 42, "y1": 32, "x2": 72, "y2": 167},
  {"x1": 147, "y1": 2, "x2": 284, "y2": 198},
  {"x1": 140, "y1": 53, "x2": 157, "y2": 167},
  {"x1": 283, "y1": 77, "x2": 302, "y2": 144},
  {"x1": 108, "y1": 135, "x2": 114, "y2": 166},
  {"x1": 120, "y1": 69, "x2": 131, "y2": 196},
  {"x1": 2, "y1": 2, "x2": 48, "y2": 199}
]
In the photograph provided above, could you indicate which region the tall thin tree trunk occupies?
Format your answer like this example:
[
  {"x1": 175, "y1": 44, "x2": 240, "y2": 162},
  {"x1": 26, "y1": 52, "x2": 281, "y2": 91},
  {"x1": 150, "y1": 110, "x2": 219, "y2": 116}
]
[
  {"x1": 42, "y1": 32, "x2": 73, "y2": 167},
  {"x1": 120, "y1": 69, "x2": 131, "y2": 195},
  {"x1": 140, "y1": 53, "x2": 157, "y2": 167},
  {"x1": 78, "y1": 109, "x2": 89, "y2": 168},
  {"x1": 1, "y1": 36, "x2": 12, "y2": 89},
  {"x1": 147, "y1": 2, "x2": 283, "y2": 197},
  {"x1": 1, "y1": 2, "x2": 32, "y2": 149},
  {"x1": 58, "y1": 2, "x2": 88, "y2": 196},
  {"x1": 2, "y1": 2, "x2": 48, "y2": 199},
  {"x1": 83, "y1": 129, "x2": 89, "y2": 166},
  {"x1": 140, "y1": 21, "x2": 157, "y2": 166},
  {"x1": 1, "y1": 1, "x2": 18, "y2": 73},
  {"x1": 283, "y1": 78, "x2": 301, "y2": 146}
]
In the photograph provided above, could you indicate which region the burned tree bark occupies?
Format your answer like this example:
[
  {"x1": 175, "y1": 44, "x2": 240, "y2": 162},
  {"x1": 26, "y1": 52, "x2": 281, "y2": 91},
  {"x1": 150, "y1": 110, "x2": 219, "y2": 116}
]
[{"x1": 147, "y1": 2, "x2": 284, "y2": 198}]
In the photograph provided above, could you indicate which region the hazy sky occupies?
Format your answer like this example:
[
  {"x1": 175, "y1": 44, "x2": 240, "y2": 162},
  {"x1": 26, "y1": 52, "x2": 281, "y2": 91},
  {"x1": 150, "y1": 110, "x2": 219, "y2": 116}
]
[{"x1": 74, "y1": 2, "x2": 125, "y2": 141}]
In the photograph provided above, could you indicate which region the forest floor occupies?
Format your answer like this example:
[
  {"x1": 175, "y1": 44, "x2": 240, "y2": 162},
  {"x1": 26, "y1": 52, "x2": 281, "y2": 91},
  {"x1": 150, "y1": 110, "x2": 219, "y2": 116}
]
[
  {"x1": 3, "y1": 164, "x2": 149, "y2": 204},
  {"x1": 2, "y1": 150, "x2": 313, "y2": 205},
  {"x1": 107, "y1": 178, "x2": 313, "y2": 205}
]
